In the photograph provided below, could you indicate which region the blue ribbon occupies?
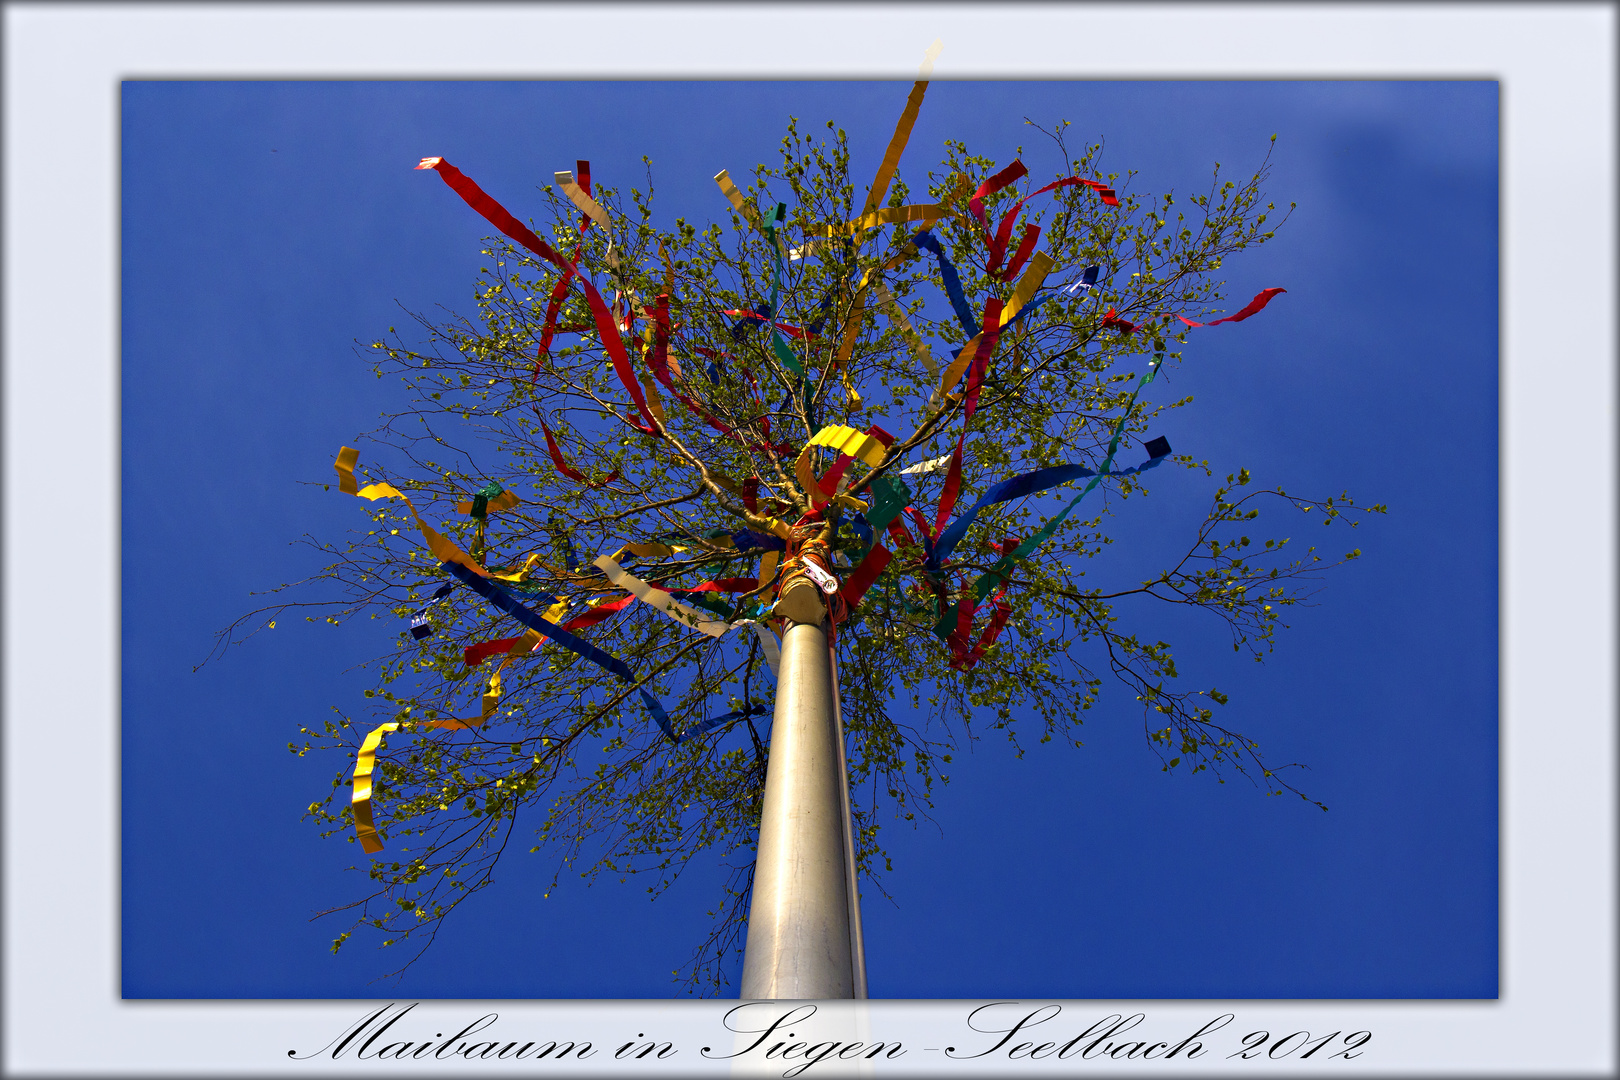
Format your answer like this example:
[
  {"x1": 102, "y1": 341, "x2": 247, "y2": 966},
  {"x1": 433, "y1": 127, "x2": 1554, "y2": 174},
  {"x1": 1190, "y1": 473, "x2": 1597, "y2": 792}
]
[
  {"x1": 672, "y1": 702, "x2": 768, "y2": 744},
  {"x1": 547, "y1": 512, "x2": 580, "y2": 574},
  {"x1": 728, "y1": 301, "x2": 774, "y2": 341},
  {"x1": 928, "y1": 447, "x2": 1172, "y2": 572},
  {"x1": 911, "y1": 230, "x2": 978, "y2": 338},
  {"x1": 408, "y1": 582, "x2": 456, "y2": 640},
  {"x1": 732, "y1": 527, "x2": 787, "y2": 552},
  {"x1": 439, "y1": 561, "x2": 668, "y2": 733}
]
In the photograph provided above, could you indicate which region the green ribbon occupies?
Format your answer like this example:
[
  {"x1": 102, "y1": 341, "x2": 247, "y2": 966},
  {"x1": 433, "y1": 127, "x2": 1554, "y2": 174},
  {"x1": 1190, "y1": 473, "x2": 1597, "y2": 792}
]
[
  {"x1": 468, "y1": 480, "x2": 504, "y2": 520},
  {"x1": 865, "y1": 474, "x2": 912, "y2": 534},
  {"x1": 933, "y1": 361, "x2": 1163, "y2": 639},
  {"x1": 762, "y1": 202, "x2": 804, "y2": 377}
]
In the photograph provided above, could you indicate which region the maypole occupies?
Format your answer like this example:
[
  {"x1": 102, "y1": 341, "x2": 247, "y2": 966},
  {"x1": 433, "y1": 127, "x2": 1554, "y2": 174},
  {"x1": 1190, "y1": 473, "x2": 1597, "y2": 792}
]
[
  {"x1": 305, "y1": 34, "x2": 1325, "y2": 999},
  {"x1": 738, "y1": 521, "x2": 865, "y2": 998}
]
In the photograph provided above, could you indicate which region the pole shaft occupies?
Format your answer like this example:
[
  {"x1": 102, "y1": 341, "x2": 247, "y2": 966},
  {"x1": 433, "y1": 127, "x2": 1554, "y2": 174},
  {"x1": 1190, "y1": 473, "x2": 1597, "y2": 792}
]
[
  {"x1": 826, "y1": 635, "x2": 868, "y2": 998},
  {"x1": 739, "y1": 621, "x2": 854, "y2": 999}
]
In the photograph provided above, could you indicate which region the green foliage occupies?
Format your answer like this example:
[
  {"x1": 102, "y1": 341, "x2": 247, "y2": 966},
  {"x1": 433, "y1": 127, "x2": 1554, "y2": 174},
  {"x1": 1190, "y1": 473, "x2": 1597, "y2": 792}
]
[{"x1": 222, "y1": 108, "x2": 1382, "y2": 994}]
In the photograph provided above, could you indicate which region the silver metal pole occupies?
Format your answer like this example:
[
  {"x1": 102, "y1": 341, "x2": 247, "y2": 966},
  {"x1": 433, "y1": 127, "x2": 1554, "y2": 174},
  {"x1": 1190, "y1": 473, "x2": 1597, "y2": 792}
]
[
  {"x1": 826, "y1": 636, "x2": 868, "y2": 999},
  {"x1": 739, "y1": 620, "x2": 853, "y2": 999}
]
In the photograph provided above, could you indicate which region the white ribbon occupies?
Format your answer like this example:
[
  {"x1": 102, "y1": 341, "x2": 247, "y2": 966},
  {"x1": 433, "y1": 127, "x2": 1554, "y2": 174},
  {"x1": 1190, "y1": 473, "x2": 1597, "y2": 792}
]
[{"x1": 593, "y1": 555, "x2": 780, "y2": 674}]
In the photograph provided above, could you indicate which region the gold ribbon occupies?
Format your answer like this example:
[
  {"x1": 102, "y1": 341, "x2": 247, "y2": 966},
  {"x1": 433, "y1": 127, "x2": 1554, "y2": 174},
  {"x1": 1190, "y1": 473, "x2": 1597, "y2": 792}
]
[
  {"x1": 554, "y1": 171, "x2": 612, "y2": 233},
  {"x1": 935, "y1": 251, "x2": 1054, "y2": 400},
  {"x1": 874, "y1": 282, "x2": 943, "y2": 413},
  {"x1": 788, "y1": 40, "x2": 944, "y2": 263},
  {"x1": 334, "y1": 447, "x2": 488, "y2": 578},
  {"x1": 555, "y1": 169, "x2": 642, "y2": 312},
  {"x1": 862, "y1": 78, "x2": 928, "y2": 218},
  {"x1": 713, "y1": 168, "x2": 764, "y2": 233},
  {"x1": 352, "y1": 650, "x2": 524, "y2": 853},
  {"x1": 593, "y1": 555, "x2": 733, "y2": 637},
  {"x1": 823, "y1": 203, "x2": 947, "y2": 239},
  {"x1": 488, "y1": 552, "x2": 542, "y2": 584}
]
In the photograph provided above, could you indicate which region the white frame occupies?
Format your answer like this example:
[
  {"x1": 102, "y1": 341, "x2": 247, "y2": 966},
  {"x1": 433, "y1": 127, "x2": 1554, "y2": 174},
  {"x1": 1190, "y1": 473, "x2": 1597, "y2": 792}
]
[{"x1": 4, "y1": 3, "x2": 1613, "y2": 1075}]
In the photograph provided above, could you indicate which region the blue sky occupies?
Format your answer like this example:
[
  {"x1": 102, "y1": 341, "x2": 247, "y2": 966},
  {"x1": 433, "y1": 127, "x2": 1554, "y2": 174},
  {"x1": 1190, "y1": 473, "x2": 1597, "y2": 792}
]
[{"x1": 120, "y1": 78, "x2": 1498, "y2": 1000}]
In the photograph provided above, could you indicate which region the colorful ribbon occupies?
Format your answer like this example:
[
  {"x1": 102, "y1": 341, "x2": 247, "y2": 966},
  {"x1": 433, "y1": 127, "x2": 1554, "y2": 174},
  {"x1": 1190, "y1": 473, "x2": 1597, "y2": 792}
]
[
  {"x1": 334, "y1": 446, "x2": 488, "y2": 578},
  {"x1": 934, "y1": 252, "x2": 1053, "y2": 405},
  {"x1": 806, "y1": 423, "x2": 893, "y2": 469},
  {"x1": 408, "y1": 582, "x2": 455, "y2": 640},
  {"x1": 439, "y1": 559, "x2": 672, "y2": 745},
  {"x1": 457, "y1": 481, "x2": 517, "y2": 519},
  {"x1": 928, "y1": 444, "x2": 1173, "y2": 572},
  {"x1": 944, "y1": 359, "x2": 1169, "y2": 636},
  {"x1": 593, "y1": 555, "x2": 781, "y2": 673},
  {"x1": 672, "y1": 702, "x2": 769, "y2": 744},
  {"x1": 1178, "y1": 287, "x2": 1287, "y2": 328}
]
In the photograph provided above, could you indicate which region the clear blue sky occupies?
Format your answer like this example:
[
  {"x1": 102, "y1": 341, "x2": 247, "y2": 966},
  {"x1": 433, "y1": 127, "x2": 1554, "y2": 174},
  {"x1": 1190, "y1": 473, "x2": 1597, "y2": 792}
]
[{"x1": 120, "y1": 78, "x2": 1497, "y2": 999}]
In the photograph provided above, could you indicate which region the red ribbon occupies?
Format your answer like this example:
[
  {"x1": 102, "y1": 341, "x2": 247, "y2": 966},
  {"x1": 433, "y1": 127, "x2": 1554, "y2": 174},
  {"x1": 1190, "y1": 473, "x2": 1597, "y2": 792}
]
[
  {"x1": 810, "y1": 454, "x2": 856, "y2": 510},
  {"x1": 1000, "y1": 223, "x2": 1042, "y2": 281},
  {"x1": 951, "y1": 584, "x2": 1013, "y2": 670},
  {"x1": 838, "y1": 543, "x2": 892, "y2": 612},
  {"x1": 561, "y1": 595, "x2": 636, "y2": 631},
  {"x1": 961, "y1": 297, "x2": 1005, "y2": 421},
  {"x1": 934, "y1": 437, "x2": 966, "y2": 539},
  {"x1": 947, "y1": 538, "x2": 1019, "y2": 670},
  {"x1": 720, "y1": 310, "x2": 820, "y2": 340},
  {"x1": 1178, "y1": 287, "x2": 1287, "y2": 328},
  {"x1": 969, "y1": 160, "x2": 1029, "y2": 226},
  {"x1": 982, "y1": 171, "x2": 1119, "y2": 277},
  {"x1": 417, "y1": 156, "x2": 658, "y2": 434},
  {"x1": 532, "y1": 160, "x2": 597, "y2": 377},
  {"x1": 1101, "y1": 287, "x2": 1286, "y2": 339},
  {"x1": 539, "y1": 419, "x2": 619, "y2": 487},
  {"x1": 1100, "y1": 307, "x2": 1139, "y2": 335}
]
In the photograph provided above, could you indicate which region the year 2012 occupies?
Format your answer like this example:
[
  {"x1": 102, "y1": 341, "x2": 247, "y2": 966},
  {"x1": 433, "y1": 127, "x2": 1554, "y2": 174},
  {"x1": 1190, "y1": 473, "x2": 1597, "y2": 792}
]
[{"x1": 1227, "y1": 1028, "x2": 1371, "y2": 1060}]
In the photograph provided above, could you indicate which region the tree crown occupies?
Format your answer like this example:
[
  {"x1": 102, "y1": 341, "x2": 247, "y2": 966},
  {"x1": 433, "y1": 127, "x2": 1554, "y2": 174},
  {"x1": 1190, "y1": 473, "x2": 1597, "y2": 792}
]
[{"x1": 235, "y1": 77, "x2": 1381, "y2": 993}]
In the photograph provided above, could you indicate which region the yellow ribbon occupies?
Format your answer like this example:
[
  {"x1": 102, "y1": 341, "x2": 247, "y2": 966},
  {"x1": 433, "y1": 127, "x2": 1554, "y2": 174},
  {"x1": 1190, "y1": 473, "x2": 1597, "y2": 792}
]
[
  {"x1": 352, "y1": 655, "x2": 520, "y2": 853},
  {"x1": 334, "y1": 447, "x2": 487, "y2": 578},
  {"x1": 807, "y1": 424, "x2": 891, "y2": 468}
]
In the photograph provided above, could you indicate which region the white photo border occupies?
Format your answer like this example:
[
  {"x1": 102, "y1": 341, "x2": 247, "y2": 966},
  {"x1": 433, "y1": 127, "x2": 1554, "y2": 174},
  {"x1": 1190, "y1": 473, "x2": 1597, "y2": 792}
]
[{"x1": 3, "y1": 2, "x2": 1614, "y2": 1075}]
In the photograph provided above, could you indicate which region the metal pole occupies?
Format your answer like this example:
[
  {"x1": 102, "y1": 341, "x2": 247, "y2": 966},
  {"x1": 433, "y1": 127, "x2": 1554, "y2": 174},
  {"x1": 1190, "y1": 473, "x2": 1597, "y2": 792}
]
[
  {"x1": 739, "y1": 620, "x2": 853, "y2": 999},
  {"x1": 826, "y1": 636, "x2": 868, "y2": 999}
]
